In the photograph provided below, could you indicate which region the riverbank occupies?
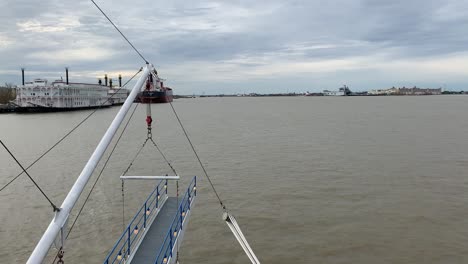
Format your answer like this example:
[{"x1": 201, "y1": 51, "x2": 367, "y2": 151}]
[{"x1": 0, "y1": 104, "x2": 16, "y2": 113}]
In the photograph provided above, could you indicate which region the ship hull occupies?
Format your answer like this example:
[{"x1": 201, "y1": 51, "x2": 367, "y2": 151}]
[
  {"x1": 15, "y1": 105, "x2": 111, "y2": 113},
  {"x1": 136, "y1": 90, "x2": 173, "y2": 104}
]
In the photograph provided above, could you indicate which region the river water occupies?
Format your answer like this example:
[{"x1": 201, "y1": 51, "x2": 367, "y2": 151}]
[{"x1": 1, "y1": 96, "x2": 468, "y2": 263}]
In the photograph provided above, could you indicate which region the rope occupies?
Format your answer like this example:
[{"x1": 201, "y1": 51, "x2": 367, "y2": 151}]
[
  {"x1": 122, "y1": 180, "x2": 125, "y2": 232},
  {"x1": 90, "y1": 0, "x2": 148, "y2": 64},
  {"x1": 149, "y1": 138, "x2": 177, "y2": 175},
  {"x1": 119, "y1": 135, "x2": 150, "y2": 233},
  {"x1": 121, "y1": 138, "x2": 149, "y2": 176},
  {"x1": 51, "y1": 103, "x2": 139, "y2": 263},
  {"x1": 168, "y1": 102, "x2": 226, "y2": 210},
  {"x1": 121, "y1": 129, "x2": 178, "y2": 177},
  {"x1": 0, "y1": 68, "x2": 142, "y2": 193},
  {"x1": 65, "y1": 103, "x2": 140, "y2": 240},
  {"x1": 0, "y1": 140, "x2": 59, "y2": 212}
]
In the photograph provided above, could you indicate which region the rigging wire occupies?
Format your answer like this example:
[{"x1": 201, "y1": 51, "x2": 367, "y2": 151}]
[
  {"x1": 51, "y1": 103, "x2": 140, "y2": 264},
  {"x1": 0, "y1": 140, "x2": 59, "y2": 212},
  {"x1": 149, "y1": 138, "x2": 177, "y2": 175},
  {"x1": 90, "y1": 0, "x2": 148, "y2": 64},
  {"x1": 65, "y1": 103, "x2": 140, "y2": 240},
  {"x1": 119, "y1": 134, "x2": 178, "y2": 231},
  {"x1": 121, "y1": 138, "x2": 149, "y2": 176},
  {"x1": 119, "y1": 136, "x2": 149, "y2": 234},
  {"x1": 0, "y1": 69, "x2": 142, "y2": 193},
  {"x1": 121, "y1": 179, "x2": 125, "y2": 232},
  {"x1": 168, "y1": 102, "x2": 227, "y2": 210}
]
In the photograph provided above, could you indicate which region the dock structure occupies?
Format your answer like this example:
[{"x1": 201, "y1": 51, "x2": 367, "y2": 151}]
[
  {"x1": 0, "y1": 104, "x2": 16, "y2": 113},
  {"x1": 104, "y1": 177, "x2": 197, "y2": 264}
]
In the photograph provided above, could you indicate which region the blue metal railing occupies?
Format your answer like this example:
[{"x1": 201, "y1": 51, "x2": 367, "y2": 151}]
[
  {"x1": 103, "y1": 179, "x2": 168, "y2": 264},
  {"x1": 152, "y1": 176, "x2": 197, "y2": 264}
]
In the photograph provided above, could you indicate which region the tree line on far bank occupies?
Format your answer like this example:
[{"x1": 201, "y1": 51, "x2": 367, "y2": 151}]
[{"x1": 0, "y1": 86, "x2": 16, "y2": 104}]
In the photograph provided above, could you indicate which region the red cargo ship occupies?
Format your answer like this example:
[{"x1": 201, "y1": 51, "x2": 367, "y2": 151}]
[
  {"x1": 136, "y1": 88, "x2": 173, "y2": 103},
  {"x1": 135, "y1": 74, "x2": 173, "y2": 104}
]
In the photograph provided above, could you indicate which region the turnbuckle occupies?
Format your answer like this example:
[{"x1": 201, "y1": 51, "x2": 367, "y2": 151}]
[
  {"x1": 57, "y1": 249, "x2": 65, "y2": 264},
  {"x1": 146, "y1": 115, "x2": 153, "y2": 139}
]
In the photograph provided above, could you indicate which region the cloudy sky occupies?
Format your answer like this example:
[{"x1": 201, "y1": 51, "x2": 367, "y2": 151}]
[{"x1": 1, "y1": 0, "x2": 468, "y2": 94}]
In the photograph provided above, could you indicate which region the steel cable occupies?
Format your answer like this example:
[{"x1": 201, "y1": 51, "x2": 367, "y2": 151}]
[
  {"x1": 168, "y1": 102, "x2": 226, "y2": 210},
  {"x1": 90, "y1": 0, "x2": 148, "y2": 64},
  {"x1": 0, "y1": 69, "x2": 142, "y2": 193},
  {"x1": 149, "y1": 138, "x2": 178, "y2": 175},
  {"x1": 51, "y1": 103, "x2": 140, "y2": 264},
  {"x1": 66, "y1": 103, "x2": 140, "y2": 239},
  {"x1": 0, "y1": 140, "x2": 59, "y2": 211}
]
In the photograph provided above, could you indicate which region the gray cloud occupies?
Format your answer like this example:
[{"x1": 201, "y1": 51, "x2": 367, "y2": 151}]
[{"x1": 1, "y1": 0, "x2": 468, "y2": 93}]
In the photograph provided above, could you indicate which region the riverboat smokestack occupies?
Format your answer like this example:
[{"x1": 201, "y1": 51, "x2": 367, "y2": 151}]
[
  {"x1": 119, "y1": 74, "x2": 122, "y2": 87},
  {"x1": 21, "y1": 68, "x2": 25, "y2": 86},
  {"x1": 104, "y1": 74, "x2": 108, "y2": 86},
  {"x1": 65, "y1": 67, "x2": 69, "y2": 84},
  {"x1": 109, "y1": 78, "x2": 113, "y2": 88}
]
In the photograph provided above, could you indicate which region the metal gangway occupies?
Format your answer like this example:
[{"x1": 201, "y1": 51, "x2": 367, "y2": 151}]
[{"x1": 104, "y1": 176, "x2": 197, "y2": 264}]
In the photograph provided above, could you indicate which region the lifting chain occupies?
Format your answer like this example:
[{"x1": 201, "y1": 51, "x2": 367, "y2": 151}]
[
  {"x1": 146, "y1": 73, "x2": 153, "y2": 140},
  {"x1": 122, "y1": 180, "x2": 125, "y2": 232}
]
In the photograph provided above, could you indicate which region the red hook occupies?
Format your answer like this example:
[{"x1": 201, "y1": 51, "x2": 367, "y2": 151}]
[{"x1": 146, "y1": 116, "x2": 153, "y2": 127}]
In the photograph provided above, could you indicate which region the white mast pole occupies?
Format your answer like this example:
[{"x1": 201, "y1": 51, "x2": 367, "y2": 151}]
[{"x1": 27, "y1": 64, "x2": 151, "y2": 264}]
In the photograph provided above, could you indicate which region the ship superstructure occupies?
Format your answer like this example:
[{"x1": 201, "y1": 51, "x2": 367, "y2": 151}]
[
  {"x1": 108, "y1": 87, "x2": 129, "y2": 105},
  {"x1": 14, "y1": 69, "x2": 128, "y2": 112},
  {"x1": 135, "y1": 70, "x2": 173, "y2": 104},
  {"x1": 16, "y1": 79, "x2": 111, "y2": 109}
]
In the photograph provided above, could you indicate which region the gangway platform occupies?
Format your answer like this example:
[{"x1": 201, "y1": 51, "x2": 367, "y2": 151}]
[{"x1": 103, "y1": 177, "x2": 196, "y2": 264}]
